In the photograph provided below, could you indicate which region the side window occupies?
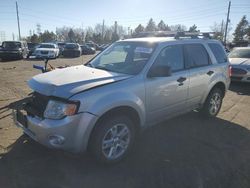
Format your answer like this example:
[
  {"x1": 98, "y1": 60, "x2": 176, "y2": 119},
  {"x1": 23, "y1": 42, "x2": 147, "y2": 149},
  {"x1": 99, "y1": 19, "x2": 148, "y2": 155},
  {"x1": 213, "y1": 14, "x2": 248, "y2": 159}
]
[
  {"x1": 208, "y1": 43, "x2": 227, "y2": 64},
  {"x1": 154, "y1": 45, "x2": 184, "y2": 72},
  {"x1": 184, "y1": 44, "x2": 210, "y2": 68}
]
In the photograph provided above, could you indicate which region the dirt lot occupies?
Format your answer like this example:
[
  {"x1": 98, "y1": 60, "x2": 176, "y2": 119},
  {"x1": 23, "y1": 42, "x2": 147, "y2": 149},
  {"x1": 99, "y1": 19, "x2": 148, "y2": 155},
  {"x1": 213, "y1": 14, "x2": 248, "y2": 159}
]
[{"x1": 0, "y1": 56, "x2": 250, "y2": 188}]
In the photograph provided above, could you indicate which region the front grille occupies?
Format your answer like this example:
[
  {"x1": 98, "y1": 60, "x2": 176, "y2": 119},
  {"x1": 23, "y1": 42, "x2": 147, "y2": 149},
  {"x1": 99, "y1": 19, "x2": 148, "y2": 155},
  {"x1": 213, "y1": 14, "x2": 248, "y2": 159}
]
[
  {"x1": 231, "y1": 67, "x2": 247, "y2": 75},
  {"x1": 41, "y1": 51, "x2": 49, "y2": 54},
  {"x1": 24, "y1": 92, "x2": 49, "y2": 118}
]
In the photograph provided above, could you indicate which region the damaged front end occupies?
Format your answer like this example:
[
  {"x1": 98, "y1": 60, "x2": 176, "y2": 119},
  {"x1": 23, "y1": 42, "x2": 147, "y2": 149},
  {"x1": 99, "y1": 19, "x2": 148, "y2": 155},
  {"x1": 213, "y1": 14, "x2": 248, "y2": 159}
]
[{"x1": 13, "y1": 92, "x2": 50, "y2": 139}]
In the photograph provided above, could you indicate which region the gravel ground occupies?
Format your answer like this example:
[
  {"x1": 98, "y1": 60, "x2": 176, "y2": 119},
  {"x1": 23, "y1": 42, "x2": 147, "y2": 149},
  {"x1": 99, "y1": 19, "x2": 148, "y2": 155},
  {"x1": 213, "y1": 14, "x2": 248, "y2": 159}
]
[{"x1": 0, "y1": 56, "x2": 250, "y2": 188}]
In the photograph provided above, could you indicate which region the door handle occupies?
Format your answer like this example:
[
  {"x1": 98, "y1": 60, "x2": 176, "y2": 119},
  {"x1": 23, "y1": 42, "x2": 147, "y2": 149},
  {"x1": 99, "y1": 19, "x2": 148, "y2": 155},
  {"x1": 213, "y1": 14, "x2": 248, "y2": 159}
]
[
  {"x1": 177, "y1": 77, "x2": 187, "y2": 86},
  {"x1": 177, "y1": 77, "x2": 187, "y2": 83},
  {"x1": 207, "y1": 70, "x2": 214, "y2": 76}
]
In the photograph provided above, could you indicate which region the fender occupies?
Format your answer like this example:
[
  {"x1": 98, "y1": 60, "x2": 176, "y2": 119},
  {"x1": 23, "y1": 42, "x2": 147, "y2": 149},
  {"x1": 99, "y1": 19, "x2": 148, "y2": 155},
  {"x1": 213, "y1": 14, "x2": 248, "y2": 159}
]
[{"x1": 86, "y1": 91, "x2": 146, "y2": 128}]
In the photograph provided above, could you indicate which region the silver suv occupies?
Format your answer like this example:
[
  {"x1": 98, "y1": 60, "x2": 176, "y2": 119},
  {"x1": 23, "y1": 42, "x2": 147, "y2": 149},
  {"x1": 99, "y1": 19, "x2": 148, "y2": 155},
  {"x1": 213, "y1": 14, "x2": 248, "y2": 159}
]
[{"x1": 14, "y1": 36, "x2": 230, "y2": 163}]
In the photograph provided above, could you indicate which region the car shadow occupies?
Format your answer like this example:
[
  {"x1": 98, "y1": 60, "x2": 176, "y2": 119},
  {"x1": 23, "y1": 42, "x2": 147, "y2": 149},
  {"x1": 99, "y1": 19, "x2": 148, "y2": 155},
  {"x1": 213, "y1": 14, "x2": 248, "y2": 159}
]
[
  {"x1": 229, "y1": 82, "x2": 250, "y2": 96},
  {"x1": 1, "y1": 112, "x2": 250, "y2": 188}
]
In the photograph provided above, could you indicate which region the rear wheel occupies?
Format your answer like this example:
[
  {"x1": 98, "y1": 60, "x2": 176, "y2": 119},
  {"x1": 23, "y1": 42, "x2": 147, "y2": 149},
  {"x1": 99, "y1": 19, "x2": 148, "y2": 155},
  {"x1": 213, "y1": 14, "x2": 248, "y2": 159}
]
[
  {"x1": 201, "y1": 88, "x2": 223, "y2": 117},
  {"x1": 89, "y1": 115, "x2": 135, "y2": 164}
]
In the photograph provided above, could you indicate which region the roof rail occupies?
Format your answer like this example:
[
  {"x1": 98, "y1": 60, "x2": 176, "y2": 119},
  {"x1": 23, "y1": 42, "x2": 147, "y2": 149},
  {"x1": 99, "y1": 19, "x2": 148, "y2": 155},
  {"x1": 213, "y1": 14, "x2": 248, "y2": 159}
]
[
  {"x1": 133, "y1": 31, "x2": 215, "y2": 40},
  {"x1": 174, "y1": 32, "x2": 214, "y2": 39}
]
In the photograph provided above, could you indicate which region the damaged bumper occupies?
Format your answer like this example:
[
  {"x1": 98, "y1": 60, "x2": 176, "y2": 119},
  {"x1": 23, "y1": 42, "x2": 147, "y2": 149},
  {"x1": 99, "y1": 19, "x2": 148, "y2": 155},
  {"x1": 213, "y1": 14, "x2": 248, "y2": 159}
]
[{"x1": 13, "y1": 98, "x2": 98, "y2": 153}]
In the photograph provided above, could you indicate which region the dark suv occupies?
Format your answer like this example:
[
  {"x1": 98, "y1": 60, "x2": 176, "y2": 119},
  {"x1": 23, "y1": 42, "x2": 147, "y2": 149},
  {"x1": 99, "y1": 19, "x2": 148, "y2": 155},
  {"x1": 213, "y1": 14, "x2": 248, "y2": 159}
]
[{"x1": 0, "y1": 41, "x2": 29, "y2": 60}]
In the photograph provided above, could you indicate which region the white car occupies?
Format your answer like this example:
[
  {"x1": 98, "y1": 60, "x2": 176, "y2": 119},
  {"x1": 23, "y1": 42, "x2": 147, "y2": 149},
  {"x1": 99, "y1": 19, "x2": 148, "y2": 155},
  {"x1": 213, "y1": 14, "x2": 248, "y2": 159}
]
[
  {"x1": 228, "y1": 47, "x2": 250, "y2": 82},
  {"x1": 33, "y1": 43, "x2": 59, "y2": 59}
]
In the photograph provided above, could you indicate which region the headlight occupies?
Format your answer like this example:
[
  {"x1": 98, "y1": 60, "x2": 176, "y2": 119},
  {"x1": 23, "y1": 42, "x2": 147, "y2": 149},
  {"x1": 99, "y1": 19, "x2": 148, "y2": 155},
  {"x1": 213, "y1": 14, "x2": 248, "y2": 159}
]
[
  {"x1": 246, "y1": 67, "x2": 250, "y2": 71},
  {"x1": 44, "y1": 100, "x2": 79, "y2": 119}
]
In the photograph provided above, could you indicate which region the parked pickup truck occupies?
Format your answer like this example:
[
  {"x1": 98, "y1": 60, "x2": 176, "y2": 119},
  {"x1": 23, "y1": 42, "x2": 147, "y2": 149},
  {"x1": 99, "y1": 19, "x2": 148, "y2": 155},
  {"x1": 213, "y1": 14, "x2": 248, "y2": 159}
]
[{"x1": 13, "y1": 34, "x2": 230, "y2": 164}]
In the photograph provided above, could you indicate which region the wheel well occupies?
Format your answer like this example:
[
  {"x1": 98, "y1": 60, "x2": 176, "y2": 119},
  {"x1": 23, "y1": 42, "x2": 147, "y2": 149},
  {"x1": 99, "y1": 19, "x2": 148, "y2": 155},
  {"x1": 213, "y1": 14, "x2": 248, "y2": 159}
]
[
  {"x1": 96, "y1": 106, "x2": 141, "y2": 131},
  {"x1": 211, "y1": 82, "x2": 226, "y2": 97},
  {"x1": 87, "y1": 106, "x2": 141, "y2": 150}
]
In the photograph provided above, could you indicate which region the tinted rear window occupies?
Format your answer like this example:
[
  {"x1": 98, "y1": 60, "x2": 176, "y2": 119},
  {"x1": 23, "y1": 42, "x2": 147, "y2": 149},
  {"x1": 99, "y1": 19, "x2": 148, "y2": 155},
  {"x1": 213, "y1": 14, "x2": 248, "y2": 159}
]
[
  {"x1": 208, "y1": 43, "x2": 227, "y2": 63},
  {"x1": 184, "y1": 44, "x2": 210, "y2": 68},
  {"x1": 65, "y1": 44, "x2": 78, "y2": 49}
]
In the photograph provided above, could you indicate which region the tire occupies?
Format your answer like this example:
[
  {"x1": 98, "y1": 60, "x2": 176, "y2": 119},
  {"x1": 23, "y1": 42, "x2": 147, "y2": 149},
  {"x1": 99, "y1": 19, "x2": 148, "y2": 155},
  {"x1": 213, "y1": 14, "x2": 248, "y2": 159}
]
[
  {"x1": 201, "y1": 88, "x2": 223, "y2": 118},
  {"x1": 89, "y1": 115, "x2": 135, "y2": 164}
]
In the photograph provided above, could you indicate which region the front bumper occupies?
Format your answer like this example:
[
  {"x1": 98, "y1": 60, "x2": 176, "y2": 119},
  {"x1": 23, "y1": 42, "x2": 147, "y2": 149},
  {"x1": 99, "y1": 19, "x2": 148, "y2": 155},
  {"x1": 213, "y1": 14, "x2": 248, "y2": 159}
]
[
  {"x1": 34, "y1": 54, "x2": 56, "y2": 59},
  {"x1": 0, "y1": 52, "x2": 22, "y2": 59},
  {"x1": 231, "y1": 66, "x2": 250, "y2": 82},
  {"x1": 231, "y1": 73, "x2": 250, "y2": 83},
  {"x1": 13, "y1": 109, "x2": 98, "y2": 153},
  {"x1": 63, "y1": 50, "x2": 80, "y2": 57}
]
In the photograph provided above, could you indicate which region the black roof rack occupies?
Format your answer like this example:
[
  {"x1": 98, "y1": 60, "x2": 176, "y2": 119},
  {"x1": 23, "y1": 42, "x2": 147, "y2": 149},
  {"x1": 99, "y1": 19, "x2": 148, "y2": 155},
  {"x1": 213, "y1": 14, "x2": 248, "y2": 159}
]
[
  {"x1": 133, "y1": 31, "x2": 214, "y2": 39},
  {"x1": 174, "y1": 32, "x2": 214, "y2": 39}
]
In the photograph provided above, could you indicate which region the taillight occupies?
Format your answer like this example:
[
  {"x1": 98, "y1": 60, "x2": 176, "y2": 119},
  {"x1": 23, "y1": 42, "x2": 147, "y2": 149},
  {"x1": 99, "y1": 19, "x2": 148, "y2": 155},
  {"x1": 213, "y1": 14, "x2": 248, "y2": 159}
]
[{"x1": 228, "y1": 65, "x2": 232, "y2": 77}]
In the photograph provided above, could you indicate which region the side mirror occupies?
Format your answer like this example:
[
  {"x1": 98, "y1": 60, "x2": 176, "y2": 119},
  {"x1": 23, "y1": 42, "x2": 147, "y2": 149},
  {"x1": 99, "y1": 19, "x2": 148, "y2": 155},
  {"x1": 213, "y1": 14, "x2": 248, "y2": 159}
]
[{"x1": 148, "y1": 65, "x2": 172, "y2": 77}]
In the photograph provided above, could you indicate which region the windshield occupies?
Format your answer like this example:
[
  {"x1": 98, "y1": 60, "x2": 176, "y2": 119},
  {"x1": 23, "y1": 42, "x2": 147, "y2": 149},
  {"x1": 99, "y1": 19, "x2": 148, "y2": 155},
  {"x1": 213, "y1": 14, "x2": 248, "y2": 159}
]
[
  {"x1": 88, "y1": 41, "x2": 156, "y2": 75},
  {"x1": 65, "y1": 43, "x2": 78, "y2": 49},
  {"x1": 86, "y1": 43, "x2": 95, "y2": 48},
  {"x1": 228, "y1": 48, "x2": 250, "y2": 58},
  {"x1": 2, "y1": 42, "x2": 21, "y2": 49},
  {"x1": 38, "y1": 44, "x2": 55, "y2": 49}
]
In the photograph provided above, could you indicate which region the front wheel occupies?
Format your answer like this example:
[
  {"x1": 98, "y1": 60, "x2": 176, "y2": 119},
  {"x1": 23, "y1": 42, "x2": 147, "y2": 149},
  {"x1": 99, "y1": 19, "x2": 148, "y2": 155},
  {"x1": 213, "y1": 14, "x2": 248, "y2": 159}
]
[
  {"x1": 201, "y1": 88, "x2": 223, "y2": 117},
  {"x1": 89, "y1": 115, "x2": 135, "y2": 164}
]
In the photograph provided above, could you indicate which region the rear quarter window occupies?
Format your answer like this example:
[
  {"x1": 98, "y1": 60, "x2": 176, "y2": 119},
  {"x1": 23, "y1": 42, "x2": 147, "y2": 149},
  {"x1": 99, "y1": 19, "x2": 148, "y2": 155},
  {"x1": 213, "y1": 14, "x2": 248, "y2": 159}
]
[{"x1": 208, "y1": 43, "x2": 227, "y2": 64}]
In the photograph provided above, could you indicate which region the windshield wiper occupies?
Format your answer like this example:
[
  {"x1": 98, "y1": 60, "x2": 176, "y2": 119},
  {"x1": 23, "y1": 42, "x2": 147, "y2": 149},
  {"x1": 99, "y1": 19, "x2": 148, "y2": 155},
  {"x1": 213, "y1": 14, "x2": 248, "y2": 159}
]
[
  {"x1": 85, "y1": 62, "x2": 94, "y2": 67},
  {"x1": 94, "y1": 66, "x2": 111, "y2": 71}
]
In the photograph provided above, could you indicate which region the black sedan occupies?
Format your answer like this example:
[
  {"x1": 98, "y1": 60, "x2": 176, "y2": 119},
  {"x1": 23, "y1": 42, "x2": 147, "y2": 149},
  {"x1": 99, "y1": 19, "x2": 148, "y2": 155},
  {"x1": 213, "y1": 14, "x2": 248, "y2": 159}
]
[
  {"x1": 80, "y1": 45, "x2": 96, "y2": 55},
  {"x1": 63, "y1": 43, "x2": 81, "y2": 58}
]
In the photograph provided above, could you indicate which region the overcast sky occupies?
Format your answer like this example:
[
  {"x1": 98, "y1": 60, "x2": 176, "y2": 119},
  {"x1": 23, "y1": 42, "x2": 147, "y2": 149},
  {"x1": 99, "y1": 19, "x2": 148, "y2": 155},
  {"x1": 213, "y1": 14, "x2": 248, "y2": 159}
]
[{"x1": 0, "y1": 0, "x2": 250, "y2": 41}]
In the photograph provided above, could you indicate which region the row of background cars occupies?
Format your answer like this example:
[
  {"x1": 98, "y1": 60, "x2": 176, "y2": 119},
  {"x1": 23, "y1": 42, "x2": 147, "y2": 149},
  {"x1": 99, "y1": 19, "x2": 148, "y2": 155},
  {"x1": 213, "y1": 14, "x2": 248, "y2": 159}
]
[
  {"x1": 0, "y1": 39, "x2": 249, "y2": 83},
  {"x1": 0, "y1": 41, "x2": 110, "y2": 60}
]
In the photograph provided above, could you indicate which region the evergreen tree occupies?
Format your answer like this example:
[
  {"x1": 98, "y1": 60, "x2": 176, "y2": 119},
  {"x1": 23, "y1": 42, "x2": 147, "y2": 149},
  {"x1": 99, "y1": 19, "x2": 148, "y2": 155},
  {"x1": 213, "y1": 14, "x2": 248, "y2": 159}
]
[
  {"x1": 68, "y1": 29, "x2": 75, "y2": 42},
  {"x1": 233, "y1": 15, "x2": 248, "y2": 42},
  {"x1": 188, "y1": 24, "x2": 199, "y2": 32},
  {"x1": 145, "y1": 18, "x2": 157, "y2": 31},
  {"x1": 157, "y1": 20, "x2": 170, "y2": 31},
  {"x1": 134, "y1": 24, "x2": 144, "y2": 34},
  {"x1": 40, "y1": 30, "x2": 56, "y2": 42}
]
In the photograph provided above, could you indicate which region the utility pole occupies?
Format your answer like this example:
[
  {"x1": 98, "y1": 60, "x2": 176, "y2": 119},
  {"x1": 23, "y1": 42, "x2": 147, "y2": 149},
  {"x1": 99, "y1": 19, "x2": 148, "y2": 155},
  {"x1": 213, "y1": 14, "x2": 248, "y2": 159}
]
[
  {"x1": 81, "y1": 22, "x2": 84, "y2": 43},
  {"x1": 16, "y1": 1, "x2": 21, "y2": 40},
  {"x1": 224, "y1": 1, "x2": 231, "y2": 45},
  {"x1": 221, "y1": 20, "x2": 224, "y2": 41},
  {"x1": 102, "y1": 19, "x2": 105, "y2": 42},
  {"x1": 12, "y1": 33, "x2": 15, "y2": 41}
]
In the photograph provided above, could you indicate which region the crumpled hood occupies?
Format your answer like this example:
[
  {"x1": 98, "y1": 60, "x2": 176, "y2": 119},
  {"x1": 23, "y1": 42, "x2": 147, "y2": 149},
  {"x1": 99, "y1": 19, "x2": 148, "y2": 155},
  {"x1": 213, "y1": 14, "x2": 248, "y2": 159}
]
[
  {"x1": 28, "y1": 65, "x2": 132, "y2": 98},
  {"x1": 229, "y1": 58, "x2": 250, "y2": 66}
]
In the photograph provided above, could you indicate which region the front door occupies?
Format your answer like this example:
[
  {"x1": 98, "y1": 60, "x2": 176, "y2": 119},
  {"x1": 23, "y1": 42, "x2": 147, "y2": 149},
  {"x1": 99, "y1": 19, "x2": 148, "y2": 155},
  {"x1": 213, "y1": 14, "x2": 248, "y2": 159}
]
[{"x1": 145, "y1": 44, "x2": 189, "y2": 126}]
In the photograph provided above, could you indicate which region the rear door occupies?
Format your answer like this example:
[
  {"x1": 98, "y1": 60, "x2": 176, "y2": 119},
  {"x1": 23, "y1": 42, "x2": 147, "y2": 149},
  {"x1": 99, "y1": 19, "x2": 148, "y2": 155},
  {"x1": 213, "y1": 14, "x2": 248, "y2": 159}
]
[{"x1": 184, "y1": 43, "x2": 215, "y2": 109}]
